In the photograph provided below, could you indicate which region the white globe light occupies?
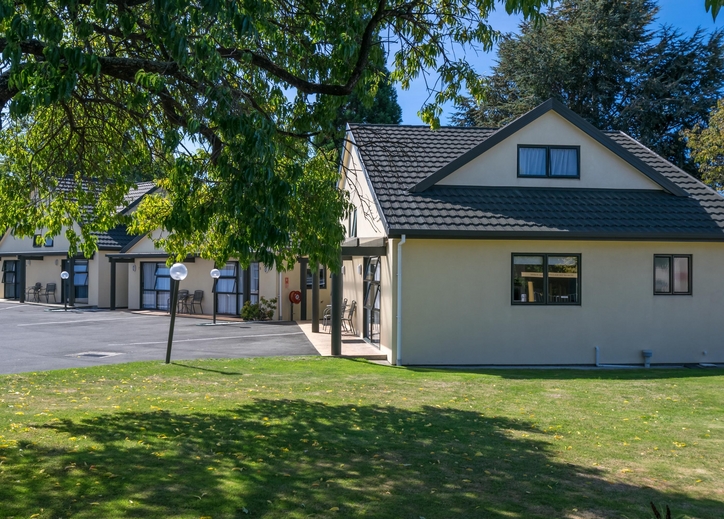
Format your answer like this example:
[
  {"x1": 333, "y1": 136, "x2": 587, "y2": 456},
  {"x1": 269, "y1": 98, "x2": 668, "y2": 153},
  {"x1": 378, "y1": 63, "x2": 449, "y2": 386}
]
[
  {"x1": 210, "y1": 268, "x2": 221, "y2": 279},
  {"x1": 60, "y1": 271, "x2": 69, "y2": 280},
  {"x1": 169, "y1": 263, "x2": 188, "y2": 281}
]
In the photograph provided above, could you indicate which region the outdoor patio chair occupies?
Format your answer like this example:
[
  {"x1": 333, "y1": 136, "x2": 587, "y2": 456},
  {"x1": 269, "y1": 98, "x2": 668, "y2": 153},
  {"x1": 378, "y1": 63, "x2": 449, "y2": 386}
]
[
  {"x1": 176, "y1": 289, "x2": 190, "y2": 313},
  {"x1": 190, "y1": 290, "x2": 204, "y2": 314},
  {"x1": 322, "y1": 298, "x2": 347, "y2": 331},
  {"x1": 341, "y1": 300, "x2": 356, "y2": 335},
  {"x1": 26, "y1": 282, "x2": 42, "y2": 302},
  {"x1": 41, "y1": 283, "x2": 57, "y2": 303}
]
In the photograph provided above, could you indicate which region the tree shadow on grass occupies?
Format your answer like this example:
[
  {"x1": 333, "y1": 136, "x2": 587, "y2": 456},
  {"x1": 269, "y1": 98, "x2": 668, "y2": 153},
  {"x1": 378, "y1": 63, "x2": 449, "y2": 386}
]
[
  {"x1": 406, "y1": 365, "x2": 724, "y2": 382},
  {"x1": 2, "y1": 400, "x2": 721, "y2": 518}
]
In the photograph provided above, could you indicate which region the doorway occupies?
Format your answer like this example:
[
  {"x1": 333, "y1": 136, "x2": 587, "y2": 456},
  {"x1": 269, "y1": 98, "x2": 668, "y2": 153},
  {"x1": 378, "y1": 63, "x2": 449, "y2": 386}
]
[
  {"x1": 61, "y1": 259, "x2": 89, "y2": 304},
  {"x1": 2, "y1": 260, "x2": 19, "y2": 299},
  {"x1": 363, "y1": 257, "x2": 381, "y2": 346}
]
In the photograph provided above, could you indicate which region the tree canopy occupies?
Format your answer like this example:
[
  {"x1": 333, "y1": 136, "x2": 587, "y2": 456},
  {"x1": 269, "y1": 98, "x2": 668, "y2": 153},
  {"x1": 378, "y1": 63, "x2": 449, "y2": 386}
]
[
  {"x1": 0, "y1": 0, "x2": 551, "y2": 268},
  {"x1": 336, "y1": 65, "x2": 402, "y2": 128},
  {"x1": 685, "y1": 99, "x2": 724, "y2": 189},
  {"x1": 452, "y1": 0, "x2": 724, "y2": 176}
]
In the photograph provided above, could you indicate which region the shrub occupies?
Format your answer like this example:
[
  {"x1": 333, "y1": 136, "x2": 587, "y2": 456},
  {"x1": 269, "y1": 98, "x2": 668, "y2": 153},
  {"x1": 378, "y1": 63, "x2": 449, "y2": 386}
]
[{"x1": 241, "y1": 297, "x2": 277, "y2": 321}]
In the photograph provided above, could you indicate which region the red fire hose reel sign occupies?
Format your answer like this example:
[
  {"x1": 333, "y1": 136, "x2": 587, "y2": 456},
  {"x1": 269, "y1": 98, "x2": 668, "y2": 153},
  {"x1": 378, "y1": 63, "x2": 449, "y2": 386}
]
[{"x1": 289, "y1": 290, "x2": 302, "y2": 304}]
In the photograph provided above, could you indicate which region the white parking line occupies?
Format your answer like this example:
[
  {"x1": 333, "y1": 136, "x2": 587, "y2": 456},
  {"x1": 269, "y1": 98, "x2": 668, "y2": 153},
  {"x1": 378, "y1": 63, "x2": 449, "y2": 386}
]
[
  {"x1": 17, "y1": 317, "x2": 140, "y2": 327},
  {"x1": 107, "y1": 331, "x2": 304, "y2": 347},
  {"x1": 0, "y1": 305, "x2": 24, "y2": 311}
]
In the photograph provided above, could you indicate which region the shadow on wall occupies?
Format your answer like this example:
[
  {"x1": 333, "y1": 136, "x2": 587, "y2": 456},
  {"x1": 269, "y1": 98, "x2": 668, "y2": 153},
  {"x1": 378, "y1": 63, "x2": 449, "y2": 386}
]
[{"x1": 2, "y1": 399, "x2": 721, "y2": 517}]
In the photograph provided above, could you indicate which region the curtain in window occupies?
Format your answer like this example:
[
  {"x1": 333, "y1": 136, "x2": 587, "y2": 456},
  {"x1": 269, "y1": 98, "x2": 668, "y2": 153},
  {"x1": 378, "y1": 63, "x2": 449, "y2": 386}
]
[
  {"x1": 550, "y1": 148, "x2": 578, "y2": 177},
  {"x1": 216, "y1": 262, "x2": 239, "y2": 315},
  {"x1": 518, "y1": 147, "x2": 547, "y2": 176},
  {"x1": 654, "y1": 257, "x2": 671, "y2": 293},
  {"x1": 673, "y1": 257, "x2": 689, "y2": 293},
  {"x1": 142, "y1": 263, "x2": 157, "y2": 308},
  {"x1": 250, "y1": 262, "x2": 259, "y2": 304}
]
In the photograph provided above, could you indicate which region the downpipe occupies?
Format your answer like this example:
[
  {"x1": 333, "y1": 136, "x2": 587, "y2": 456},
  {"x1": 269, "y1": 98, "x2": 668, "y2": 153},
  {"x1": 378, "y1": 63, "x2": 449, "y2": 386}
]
[{"x1": 396, "y1": 235, "x2": 406, "y2": 366}]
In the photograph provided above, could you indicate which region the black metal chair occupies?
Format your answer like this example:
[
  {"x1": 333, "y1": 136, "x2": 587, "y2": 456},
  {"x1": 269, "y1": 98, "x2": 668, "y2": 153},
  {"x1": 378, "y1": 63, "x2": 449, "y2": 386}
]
[
  {"x1": 341, "y1": 300, "x2": 356, "y2": 335},
  {"x1": 177, "y1": 289, "x2": 190, "y2": 313},
  {"x1": 42, "y1": 283, "x2": 57, "y2": 303},
  {"x1": 322, "y1": 298, "x2": 347, "y2": 331},
  {"x1": 190, "y1": 290, "x2": 204, "y2": 314},
  {"x1": 26, "y1": 282, "x2": 42, "y2": 302}
]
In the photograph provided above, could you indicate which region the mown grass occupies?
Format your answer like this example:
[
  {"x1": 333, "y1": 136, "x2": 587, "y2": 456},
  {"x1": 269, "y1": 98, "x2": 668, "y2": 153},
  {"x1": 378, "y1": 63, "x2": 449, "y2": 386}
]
[{"x1": 0, "y1": 358, "x2": 723, "y2": 518}]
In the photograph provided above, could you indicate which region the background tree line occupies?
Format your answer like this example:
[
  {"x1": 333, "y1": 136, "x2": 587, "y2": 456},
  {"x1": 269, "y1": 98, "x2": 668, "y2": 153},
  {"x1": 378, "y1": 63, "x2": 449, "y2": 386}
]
[{"x1": 452, "y1": 0, "x2": 724, "y2": 179}]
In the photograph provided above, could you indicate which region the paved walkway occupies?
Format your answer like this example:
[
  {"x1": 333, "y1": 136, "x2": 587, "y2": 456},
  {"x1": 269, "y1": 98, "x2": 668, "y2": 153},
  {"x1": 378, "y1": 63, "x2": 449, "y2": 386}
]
[{"x1": 295, "y1": 321, "x2": 389, "y2": 361}]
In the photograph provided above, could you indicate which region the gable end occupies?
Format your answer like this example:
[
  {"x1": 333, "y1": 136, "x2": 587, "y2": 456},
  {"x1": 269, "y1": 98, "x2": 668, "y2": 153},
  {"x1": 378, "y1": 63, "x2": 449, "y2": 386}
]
[{"x1": 410, "y1": 99, "x2": 687, "y2": 197}]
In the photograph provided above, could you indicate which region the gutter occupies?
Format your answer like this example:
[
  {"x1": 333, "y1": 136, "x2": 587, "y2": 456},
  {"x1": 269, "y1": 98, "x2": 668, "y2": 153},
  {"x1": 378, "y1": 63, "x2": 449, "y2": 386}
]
[{"x1": 396, "y1": 234, "x2": 406, "y2": 366}]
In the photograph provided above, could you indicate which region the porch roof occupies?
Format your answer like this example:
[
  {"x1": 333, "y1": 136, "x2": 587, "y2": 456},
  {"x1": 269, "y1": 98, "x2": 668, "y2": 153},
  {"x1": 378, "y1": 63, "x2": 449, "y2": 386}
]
[
  {"x1": 106, "y1": 253, "x2": 197, "y2": 262},
  {"x1": 341, "y1": 237, "x2": 387, "y2": 259}
]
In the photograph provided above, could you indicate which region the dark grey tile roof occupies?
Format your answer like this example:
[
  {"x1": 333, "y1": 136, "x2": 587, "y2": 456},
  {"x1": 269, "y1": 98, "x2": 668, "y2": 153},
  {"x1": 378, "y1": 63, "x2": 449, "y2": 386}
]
[
  {"x1": 122, "y1": 181, "x2": 157, "y2": 212},
  {"x1": 93, "y1": 225, "x2": 135, "y2": 250},
  {"x1": 348, "y1": 124, "x2": 724, "y2": 240},
  {"x1": 48, "y1": 179, "x2": 156, "y2": 249}
]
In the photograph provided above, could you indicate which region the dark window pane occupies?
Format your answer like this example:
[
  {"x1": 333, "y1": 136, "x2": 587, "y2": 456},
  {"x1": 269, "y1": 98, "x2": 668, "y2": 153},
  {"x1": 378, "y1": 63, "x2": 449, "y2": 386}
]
[
  {"x1": 673, "y1": 257, "x2": 689, "y2": 293},
  {"x1": 654, "y1": 256, "x2": 671, "y2": 293},
  {"x1": 513, "y1": 255, "x2": 544, "y2": 303},
  {"x1": 550, "y1": 148, "x2": 579, "y2": 177},
  {"x1": 154, "y1": 277, "x2": 170, "y2": 291},
  {"x1": 32, "y1": 234, "x2": 42, "y2": 248},
  {"x1": 518, "y1": 147, "x2": 547, "y2": 176},
  {"x1": 219, "y1": 263, "x2": 236, "y2": 277},
  {"x1": 547, "y1": 256, "x2": 578, "y2": 303},
  {"x1": 349, "y1": 208, "x2": 357, "y2": 238}
]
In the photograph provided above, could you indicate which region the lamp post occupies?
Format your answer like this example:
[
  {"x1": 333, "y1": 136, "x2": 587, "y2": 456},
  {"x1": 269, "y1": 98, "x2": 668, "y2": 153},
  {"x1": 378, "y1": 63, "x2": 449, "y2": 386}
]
[
  {"x1": 210, "y1": 268, "x2": 221, "y2": 325},
  {"x1": 165, "y1": 262, "x2": 188, "y2": 364},
  {"x1": 60, "y1": 271, "x2": 69, "y2": 311}
]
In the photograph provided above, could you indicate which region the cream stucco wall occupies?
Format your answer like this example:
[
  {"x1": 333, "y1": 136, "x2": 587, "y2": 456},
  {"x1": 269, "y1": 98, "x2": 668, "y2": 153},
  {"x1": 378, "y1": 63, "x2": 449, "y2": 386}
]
[
  {"x1": 115, "y1": 260, "x2": 129, "y2": 308},
  {"x1": 127, "y1": 262, "x2": 141, "y2": 310},
  {"x1": 0, "y1": 227, "x2": 130, "y2": 308},
  {"x1": 341, "y1": 143, "x2": 386, "y2": 238},
  {"x1": 0, "y1": 229, "x2": 73, "y2": 254},
  {"x1": 438, "y1": 112, "x2": 663, "y2": 191},
  {"x1": 23, "y1": 257, "x2": 63, "y2": 302},
  {"x1": 399, "y1": 238, "x2": 724, "y2": 366}
]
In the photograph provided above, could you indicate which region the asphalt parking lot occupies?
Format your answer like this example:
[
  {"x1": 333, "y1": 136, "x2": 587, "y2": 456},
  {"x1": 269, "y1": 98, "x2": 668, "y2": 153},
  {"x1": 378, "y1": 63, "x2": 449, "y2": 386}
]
[{"x1": 0, "y1": 302, "x2": 319, "y2": 374}]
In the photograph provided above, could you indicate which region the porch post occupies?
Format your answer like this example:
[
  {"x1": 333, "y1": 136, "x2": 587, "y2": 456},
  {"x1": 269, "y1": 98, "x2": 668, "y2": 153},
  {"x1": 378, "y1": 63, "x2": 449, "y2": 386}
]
[
  {"x1": 18, "y1": 256, "x2": 26, "y2": 303},
  {"x1": 311, "y1": 264, "x2": 320, "y2": 332},
  {"x1": 110, "y1": 258, "x2": 117, "y2": 311},
  {"x1": 330, "y1": 256, "x2": 343, "y2": 356},
  {"x1": 298, "y1": 257, "x2": 308, "y2": 320},
  {"x1": 68, "y1": 257, "x2": 75, "y2": 307}
]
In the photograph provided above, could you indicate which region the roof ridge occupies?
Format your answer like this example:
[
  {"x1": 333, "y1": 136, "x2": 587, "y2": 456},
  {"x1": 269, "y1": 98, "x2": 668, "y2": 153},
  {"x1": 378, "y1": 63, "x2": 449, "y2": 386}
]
[{"x1": 348, "y1": 123, "x2": 499, "y2": 130}]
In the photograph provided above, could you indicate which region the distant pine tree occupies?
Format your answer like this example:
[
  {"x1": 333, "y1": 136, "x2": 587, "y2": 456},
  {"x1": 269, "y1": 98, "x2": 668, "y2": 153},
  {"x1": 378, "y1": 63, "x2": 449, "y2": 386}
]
[{"x1": 452, "y1": 0, "x2": 724, "y2": 176}]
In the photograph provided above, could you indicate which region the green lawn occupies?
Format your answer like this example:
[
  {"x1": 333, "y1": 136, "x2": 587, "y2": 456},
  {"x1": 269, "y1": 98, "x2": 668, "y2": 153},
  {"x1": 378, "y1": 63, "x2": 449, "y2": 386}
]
[{"x1": 1, "y1": 358, "x2": 723, "y2": 518}]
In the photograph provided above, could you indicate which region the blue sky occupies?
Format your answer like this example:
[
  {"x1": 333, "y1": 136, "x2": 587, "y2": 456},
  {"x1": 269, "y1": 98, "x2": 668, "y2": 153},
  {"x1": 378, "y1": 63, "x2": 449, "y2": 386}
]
[{"x1": 394, "y1": 0, "x2": 724, "y2": 125}]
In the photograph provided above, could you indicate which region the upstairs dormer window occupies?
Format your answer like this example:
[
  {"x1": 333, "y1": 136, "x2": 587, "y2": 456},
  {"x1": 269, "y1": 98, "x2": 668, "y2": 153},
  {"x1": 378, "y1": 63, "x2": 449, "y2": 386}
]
[{"x1": 518, "y1": 145, "x2": 580, "y2": 178}]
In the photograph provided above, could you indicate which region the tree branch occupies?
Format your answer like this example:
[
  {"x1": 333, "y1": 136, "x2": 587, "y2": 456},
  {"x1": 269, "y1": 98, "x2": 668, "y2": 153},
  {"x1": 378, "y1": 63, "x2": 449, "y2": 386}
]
[{"x1": 218, "y1": 0, "x2": 388, "y2": 96}]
